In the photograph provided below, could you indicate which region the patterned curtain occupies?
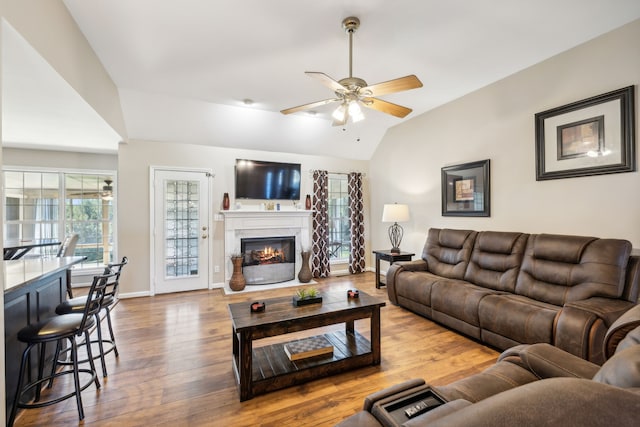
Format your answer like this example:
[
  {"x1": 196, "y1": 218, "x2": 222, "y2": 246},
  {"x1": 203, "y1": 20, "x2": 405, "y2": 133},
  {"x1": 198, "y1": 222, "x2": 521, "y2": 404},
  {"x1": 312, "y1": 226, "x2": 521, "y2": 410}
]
[
  {"x1": 348, "y1": 172, "x2": 366, "y2": 273},
  {"x1": 311, "y1": 170, "x2": 330, "y2": 278}
]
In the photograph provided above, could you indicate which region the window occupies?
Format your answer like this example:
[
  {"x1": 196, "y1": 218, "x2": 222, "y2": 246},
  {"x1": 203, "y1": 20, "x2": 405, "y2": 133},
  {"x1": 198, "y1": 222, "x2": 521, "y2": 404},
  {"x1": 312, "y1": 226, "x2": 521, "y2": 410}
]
[
  {"x1": 3, "y1": 169, "x2": 115, "y2": 268},
  {"x1": 65, "y1": 174, "x2": 114, "y2": 268},
  {"x1": 327, "y1": 174, "x2": 351, "y2": 261},
  {"x1": 4, "y1": 171, "x2": 60, "y2": 256}
]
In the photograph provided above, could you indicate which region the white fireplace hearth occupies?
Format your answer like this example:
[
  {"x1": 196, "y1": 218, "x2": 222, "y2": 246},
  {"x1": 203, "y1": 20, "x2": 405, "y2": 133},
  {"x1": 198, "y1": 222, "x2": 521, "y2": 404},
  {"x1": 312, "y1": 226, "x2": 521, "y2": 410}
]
[{"x1": 222, "y1": 210, "x2": 312, "y2": 288}]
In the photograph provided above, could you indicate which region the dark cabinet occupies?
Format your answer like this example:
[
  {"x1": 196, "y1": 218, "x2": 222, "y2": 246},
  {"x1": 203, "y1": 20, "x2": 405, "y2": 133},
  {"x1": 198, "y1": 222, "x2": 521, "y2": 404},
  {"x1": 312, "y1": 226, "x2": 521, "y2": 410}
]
[{"x1": 4, "y1": 258, "x2": 80, "y2": 415}]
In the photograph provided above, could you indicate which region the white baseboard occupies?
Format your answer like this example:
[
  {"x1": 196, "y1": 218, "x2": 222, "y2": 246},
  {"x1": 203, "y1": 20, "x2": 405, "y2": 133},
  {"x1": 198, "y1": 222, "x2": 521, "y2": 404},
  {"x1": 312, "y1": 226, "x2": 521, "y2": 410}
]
[{"x1": 119, "y1": 291, "x2": 151, "y2": 299}]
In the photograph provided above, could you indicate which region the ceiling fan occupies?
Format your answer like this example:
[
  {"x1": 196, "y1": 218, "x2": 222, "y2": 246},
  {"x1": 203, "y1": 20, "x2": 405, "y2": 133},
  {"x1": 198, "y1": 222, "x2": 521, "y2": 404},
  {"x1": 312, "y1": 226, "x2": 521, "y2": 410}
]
[
  {"x1": 66, "y1": 178, "x2": 114, "y2": 200},
  {"x1": 281, "y1": 16, "x2": 423, "y2": 126},
  {"x1": 101, "y1": 179, "x2": 114, "y2": 200}
]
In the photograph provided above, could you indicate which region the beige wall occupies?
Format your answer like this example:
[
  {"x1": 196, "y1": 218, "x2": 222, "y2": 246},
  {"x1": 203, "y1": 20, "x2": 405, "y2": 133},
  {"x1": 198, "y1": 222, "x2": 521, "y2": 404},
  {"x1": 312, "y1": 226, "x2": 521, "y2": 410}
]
[
  {"x1": 2, "y1": 0, "x2": 127, "y2": 139},
  {"x1": 370, "y1": 19, "x2": 640, "y2": 257},
  {"x1": 118, "y1": 139, "x2": 370, "y2": 296},
  {"x1": 2, "y1": 147, "x2": 117, "y2": 170}
]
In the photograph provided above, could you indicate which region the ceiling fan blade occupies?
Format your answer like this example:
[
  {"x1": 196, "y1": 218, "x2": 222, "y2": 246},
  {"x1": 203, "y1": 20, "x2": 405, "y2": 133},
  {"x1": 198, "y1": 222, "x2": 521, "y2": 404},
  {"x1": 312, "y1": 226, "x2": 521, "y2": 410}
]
[
  {"x1": 280, "y1": 98, "x2": 340, "y2": 115},
  {"x1": 305, "y1": 72, "x2": 347, "y2": 93},
  {"x1": 361, "y1": 97, "x2": 413, "y2": 118},
  {"x1": 361, "y1": 75, "x2": 423, "y2": 97}
]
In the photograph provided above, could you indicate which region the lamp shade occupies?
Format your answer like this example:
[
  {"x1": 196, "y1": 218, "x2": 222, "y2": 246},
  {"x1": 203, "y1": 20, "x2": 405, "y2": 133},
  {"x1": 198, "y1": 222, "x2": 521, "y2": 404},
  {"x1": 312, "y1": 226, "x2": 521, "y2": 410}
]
[{"x1": 382, "y1": 204, "x2": 410, "y2": 223}]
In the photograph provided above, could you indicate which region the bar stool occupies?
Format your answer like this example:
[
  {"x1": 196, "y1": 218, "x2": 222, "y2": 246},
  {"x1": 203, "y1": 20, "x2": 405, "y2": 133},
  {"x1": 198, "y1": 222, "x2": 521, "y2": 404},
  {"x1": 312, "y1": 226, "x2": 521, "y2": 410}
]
[
  {"x1": 57, "y1": 233, "x2": 79, "y2": 299},
  {"x1": 7, "y1": 271, "x2": 115, "y2": 426},
  {"x1": 55, "y1": 257, "x2": 128, "y2": 377}
]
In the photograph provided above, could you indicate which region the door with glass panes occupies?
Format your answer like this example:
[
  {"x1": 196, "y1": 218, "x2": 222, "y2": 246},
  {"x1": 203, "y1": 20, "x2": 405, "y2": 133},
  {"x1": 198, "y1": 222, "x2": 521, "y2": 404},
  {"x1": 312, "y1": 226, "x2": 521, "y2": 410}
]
[{"x1": 153, "y1": 170, "x2": 210, "y2": 294}]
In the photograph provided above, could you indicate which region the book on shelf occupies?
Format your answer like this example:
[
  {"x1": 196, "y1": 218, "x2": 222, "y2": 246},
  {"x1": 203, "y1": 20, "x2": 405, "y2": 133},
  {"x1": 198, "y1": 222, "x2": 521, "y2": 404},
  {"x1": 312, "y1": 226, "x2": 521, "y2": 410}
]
[{"x1": 284, "y1": 335, "x2": 334, "y2": 361}]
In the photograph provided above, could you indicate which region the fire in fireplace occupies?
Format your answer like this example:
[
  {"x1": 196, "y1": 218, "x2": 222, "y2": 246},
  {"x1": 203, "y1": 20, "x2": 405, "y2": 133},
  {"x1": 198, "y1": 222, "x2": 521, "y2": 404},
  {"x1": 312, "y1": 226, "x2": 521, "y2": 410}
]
[{"x1": 240, "y1": 236, "x2": 295, "y2": 284}]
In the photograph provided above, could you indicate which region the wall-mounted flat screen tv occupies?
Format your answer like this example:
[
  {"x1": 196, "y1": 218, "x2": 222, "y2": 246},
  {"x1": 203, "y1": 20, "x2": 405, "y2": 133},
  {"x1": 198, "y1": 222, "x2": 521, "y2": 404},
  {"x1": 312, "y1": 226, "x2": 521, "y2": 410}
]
[{"x1": 235, "y1": 159, "x2": 301, "y2": 200}]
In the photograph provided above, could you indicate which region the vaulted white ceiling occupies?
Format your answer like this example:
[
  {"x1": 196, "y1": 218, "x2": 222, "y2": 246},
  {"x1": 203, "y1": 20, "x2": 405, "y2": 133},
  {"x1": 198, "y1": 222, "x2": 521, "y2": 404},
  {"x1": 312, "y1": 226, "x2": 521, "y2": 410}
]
[{"x1": 4, "y1": 1, "x2": 640, "y2": 159}]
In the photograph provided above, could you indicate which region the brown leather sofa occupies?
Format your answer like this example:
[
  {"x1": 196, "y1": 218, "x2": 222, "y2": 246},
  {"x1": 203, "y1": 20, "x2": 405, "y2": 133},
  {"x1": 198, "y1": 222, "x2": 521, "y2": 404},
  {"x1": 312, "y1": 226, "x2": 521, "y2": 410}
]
[
  {"x1": 386, "y1": 228, "x2": 640, "y2": 364},
  {"x1": 335, "y1": 303, "x2": 640, "y2": 427}
]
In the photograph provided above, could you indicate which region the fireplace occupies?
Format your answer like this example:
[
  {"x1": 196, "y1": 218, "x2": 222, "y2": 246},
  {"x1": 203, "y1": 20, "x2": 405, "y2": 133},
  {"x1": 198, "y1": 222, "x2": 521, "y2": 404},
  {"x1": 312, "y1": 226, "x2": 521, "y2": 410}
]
[
  {"x1": 222, "y1": 210, "x2": 312, "y2": 290},
  {"x1": 241, "y1": 236, "x2": 295, "y2": 285}
]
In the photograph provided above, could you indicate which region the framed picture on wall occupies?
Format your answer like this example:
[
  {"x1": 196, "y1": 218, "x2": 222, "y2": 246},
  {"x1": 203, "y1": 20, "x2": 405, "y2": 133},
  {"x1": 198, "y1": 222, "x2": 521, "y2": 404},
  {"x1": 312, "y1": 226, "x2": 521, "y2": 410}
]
[
  {"x1": 442, "y1": 159, "x2": 490, "y2": 217},
  {"x1": 535, "y1": 86, "x2": 635, "y2": 180}
]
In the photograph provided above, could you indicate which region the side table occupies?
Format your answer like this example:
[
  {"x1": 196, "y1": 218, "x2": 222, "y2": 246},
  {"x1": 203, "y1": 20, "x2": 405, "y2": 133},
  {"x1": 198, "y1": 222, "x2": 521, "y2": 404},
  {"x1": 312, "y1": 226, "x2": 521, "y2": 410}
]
[{"x1": 372, "y1": 250, "x2": 415, "y2": 289}]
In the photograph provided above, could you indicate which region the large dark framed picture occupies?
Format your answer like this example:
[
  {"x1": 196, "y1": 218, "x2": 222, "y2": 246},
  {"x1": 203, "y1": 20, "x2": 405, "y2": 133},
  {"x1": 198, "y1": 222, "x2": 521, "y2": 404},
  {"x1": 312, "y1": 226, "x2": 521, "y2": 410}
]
[
  {"x1": 442, "y1": 159, "x2": 490, "y2": 217},
  {"x1": 535, "y1": 86, "x2": 635, "y2": 180}
]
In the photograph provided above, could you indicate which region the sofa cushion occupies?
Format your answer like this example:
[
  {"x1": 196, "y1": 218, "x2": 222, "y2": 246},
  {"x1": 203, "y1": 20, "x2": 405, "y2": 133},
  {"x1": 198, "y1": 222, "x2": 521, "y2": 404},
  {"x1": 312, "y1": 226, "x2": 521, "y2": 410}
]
[
  {"x1": 334, "y1": 411, "x2": 381, "y2": 427},
  {"x1": 592, "y1": 345, "x2": 640, "y2": 388},
  {"x1": 423, "y1": 228, "x2": 477, "y2": 280},
  {"x1": 478, "y1": 294, "x2": 559, "y2": 348},
  {"x1": 427, "y1": 378, "x2": 640, "y2": 427},
  {"x1": 464, "y1": 231, "x2": 528, "y2": 292},
  {"x1": 532, "y1": 233, "x2": 595, "y2": 264},
  {"x1": 518, "y1": 343, "x2": 600, "y2": 379},
  {"x1": 515, "y1": 234, "x2": 631, "y2": 306},
  {"x1": 394, "y1": 271, "x2": 438, "y2": 308},
  {"x1": 431, "y1": 281, "x2": 498, "y2": 329},
  {"x1": 432, "y1": 359, "x2": 538, "y2": 403}
]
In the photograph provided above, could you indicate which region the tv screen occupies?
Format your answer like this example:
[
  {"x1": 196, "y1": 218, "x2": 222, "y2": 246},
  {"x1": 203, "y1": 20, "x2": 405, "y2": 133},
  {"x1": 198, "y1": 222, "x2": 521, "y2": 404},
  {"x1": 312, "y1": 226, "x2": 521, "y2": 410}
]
[{"x1": 235, "y1": 159, "x2": 301, "y2": 200}]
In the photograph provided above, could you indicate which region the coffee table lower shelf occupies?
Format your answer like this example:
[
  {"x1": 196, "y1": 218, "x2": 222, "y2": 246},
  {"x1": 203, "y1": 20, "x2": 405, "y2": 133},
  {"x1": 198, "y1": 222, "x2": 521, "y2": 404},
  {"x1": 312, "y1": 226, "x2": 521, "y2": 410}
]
[{"x1": 233, "y1": 330, "x2": 373, "y2": 398}]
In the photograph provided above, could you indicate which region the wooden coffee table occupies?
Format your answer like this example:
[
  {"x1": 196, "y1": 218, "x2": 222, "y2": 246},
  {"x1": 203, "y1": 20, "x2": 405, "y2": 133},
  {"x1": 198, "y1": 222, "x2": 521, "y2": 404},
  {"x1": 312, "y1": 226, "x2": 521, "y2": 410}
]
[{"x1": 228, "y1": 290, "x2": 386, "y2": 401}]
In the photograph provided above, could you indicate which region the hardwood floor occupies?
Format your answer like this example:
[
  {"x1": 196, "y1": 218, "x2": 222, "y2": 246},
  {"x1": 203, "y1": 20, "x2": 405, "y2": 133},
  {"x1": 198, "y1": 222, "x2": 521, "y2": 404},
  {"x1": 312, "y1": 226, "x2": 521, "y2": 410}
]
[{"x1": 13, "y1": 272, "x2": 498, "y2": 426}]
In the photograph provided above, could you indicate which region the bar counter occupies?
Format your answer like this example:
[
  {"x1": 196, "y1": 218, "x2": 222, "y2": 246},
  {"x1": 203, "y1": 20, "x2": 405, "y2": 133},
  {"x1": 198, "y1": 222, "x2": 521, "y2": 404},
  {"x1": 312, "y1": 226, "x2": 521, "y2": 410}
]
[{"x1": 4, "y1": 256, "x2": 85, "y2": 414}]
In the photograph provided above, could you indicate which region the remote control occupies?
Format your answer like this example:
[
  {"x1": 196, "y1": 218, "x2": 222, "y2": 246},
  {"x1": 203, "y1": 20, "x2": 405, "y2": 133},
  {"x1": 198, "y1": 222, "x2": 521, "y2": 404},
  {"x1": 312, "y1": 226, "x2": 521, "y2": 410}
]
[
  {"x1": 404, "y1": 397, "x2": 440, "y2": 418},
  {"x1": 404, "y1": 401, "x2": 428, "y2": 418}
]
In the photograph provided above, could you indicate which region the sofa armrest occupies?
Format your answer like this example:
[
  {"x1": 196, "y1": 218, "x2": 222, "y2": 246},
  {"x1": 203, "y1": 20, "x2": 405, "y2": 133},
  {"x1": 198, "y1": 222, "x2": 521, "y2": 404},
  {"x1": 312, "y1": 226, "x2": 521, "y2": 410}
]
[
  {"x1": 604, "y1": 304, "x2": 640, "y2": 358},
  {"x1": 363, "y1": 379, "x2": 426, "y2": 412},
  {"x1": 386, "y1": 260, "x2": 428, "y2": 305},
  {"x1": 554, "y1": 297, "x2": 635, "y2": 364},
  {"x1": 518, "y1": 343, "x2": 600, "y2": 379}
]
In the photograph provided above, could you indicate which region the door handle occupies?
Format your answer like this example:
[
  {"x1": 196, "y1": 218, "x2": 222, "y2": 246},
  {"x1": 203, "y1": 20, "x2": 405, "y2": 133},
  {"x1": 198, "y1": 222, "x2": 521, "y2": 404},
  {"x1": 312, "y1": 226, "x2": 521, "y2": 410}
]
[{"x1": 202, "y1": 234, "x2": 208, "y2": 239}]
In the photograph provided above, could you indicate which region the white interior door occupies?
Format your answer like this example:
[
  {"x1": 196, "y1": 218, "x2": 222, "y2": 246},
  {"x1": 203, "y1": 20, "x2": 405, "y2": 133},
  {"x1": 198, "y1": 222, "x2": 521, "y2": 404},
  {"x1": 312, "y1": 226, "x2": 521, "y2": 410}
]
[{"x1": 153, "y1": 169, "x2": 210, "y2": 294}]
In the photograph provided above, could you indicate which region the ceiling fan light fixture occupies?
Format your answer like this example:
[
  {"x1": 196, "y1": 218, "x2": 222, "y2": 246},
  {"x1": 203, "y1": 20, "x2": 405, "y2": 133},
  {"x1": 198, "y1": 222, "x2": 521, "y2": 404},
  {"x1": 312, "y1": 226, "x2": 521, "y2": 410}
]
[
  {"x1": 349, "y1": 101, "x2": 364, "y2": 122},
  {"x1": 332, "y1": 103, "x2": 347, "y2": 122}
]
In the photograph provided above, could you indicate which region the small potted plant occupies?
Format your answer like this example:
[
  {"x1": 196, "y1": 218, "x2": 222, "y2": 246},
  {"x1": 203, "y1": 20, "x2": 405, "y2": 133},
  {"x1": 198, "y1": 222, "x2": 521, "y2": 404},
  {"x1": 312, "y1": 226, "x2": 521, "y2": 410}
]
[{"x1": 293, "y1": 286, "x2": 322, "y2": 306}]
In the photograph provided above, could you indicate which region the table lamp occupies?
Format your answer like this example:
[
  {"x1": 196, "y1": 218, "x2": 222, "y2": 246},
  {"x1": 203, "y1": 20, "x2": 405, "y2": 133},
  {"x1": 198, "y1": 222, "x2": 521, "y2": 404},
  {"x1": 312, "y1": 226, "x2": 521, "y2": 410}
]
[{"x1": 382, "y1": 203, "x2": 410, "y2": 253}]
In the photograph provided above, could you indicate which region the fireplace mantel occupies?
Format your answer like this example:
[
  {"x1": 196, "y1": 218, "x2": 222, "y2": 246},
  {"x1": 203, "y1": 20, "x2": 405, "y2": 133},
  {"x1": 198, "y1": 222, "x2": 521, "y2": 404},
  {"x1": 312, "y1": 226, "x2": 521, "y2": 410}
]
[{"x1": 222, "y1": 210, "x2": 313, "y2": 286}]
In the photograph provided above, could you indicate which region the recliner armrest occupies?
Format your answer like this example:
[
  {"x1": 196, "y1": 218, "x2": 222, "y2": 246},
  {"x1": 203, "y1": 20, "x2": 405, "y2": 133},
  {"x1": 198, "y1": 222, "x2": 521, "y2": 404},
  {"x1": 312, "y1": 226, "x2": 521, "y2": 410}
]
[
  {"x1": 555, "y1": 297, "x2": 635, "y2": 364},
  {"x1": 386, "y1": 260, "x2": 428, "y2": 305},
  {"x1": 604, "y1": 304, "x2": 640, "y2": 358},
  {"x1": 363, "y1": 379, "x2": 426, "y2": 412},
  {"x1": 519, "y1": 343, "x2": 599, "y2": 379},
  {"x1": 392, "y1": 259, "x2": 429, "y2": 272}
]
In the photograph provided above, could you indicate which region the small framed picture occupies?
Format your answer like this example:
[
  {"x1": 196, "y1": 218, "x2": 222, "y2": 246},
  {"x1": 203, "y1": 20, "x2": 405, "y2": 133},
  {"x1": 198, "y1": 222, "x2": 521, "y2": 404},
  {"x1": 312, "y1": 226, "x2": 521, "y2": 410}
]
[
  {"x1": 442, "y1": 160, "x2": 490, "y2": 217},
  {"x1": 453, "y1": 177, "x2": 475, "y2": 202}
]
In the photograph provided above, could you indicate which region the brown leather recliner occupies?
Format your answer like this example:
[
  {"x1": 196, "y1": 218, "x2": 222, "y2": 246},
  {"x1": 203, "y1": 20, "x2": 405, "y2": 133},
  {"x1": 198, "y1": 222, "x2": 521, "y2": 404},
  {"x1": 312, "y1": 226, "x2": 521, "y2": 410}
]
[{"x1": 335, "y1": 304, "x2": 640, "y2": 427}]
